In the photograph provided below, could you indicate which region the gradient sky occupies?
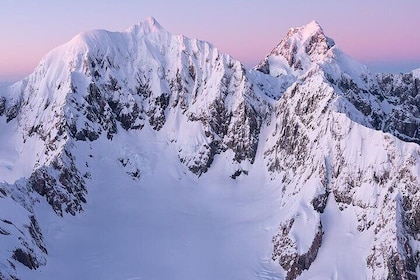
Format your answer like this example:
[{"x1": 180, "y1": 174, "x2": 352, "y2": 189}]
[{"x1": 1, "y1": 0, "x2": 419, "y2": 81}]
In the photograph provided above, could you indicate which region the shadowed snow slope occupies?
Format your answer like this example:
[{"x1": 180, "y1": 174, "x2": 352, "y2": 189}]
[{"x1": 0, "y1": 18, "x2": 419, "y2": 280}]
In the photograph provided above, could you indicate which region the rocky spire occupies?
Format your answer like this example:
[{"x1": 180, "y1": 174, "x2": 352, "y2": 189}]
[{"x1": 255, "y1": 20, "x2": 336, "y2": 75}]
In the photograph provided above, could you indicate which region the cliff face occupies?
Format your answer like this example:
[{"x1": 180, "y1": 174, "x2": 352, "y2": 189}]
[
  {"x1": 0, "y1": 18, "x2": 419, "y2": 279},
  {"x1": 256, "y1": 21, "x2": 419, "y2": 279}
]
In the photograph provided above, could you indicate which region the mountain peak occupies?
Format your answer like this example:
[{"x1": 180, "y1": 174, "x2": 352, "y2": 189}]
[
  {"x1": 255, "y1": 20, "x2": 336, "y2": 75},
  {"x1": 127, "y1": 16, "x2": 164, "y2": 34},
  {"x1": 290, "y1": 20, "x2": 324, "y2": 40},
  {"x1": 306, "y1": 19, "x2": 322, "y2": 29},
  {"x1": 279, "y1": 20, "x2": 335, "y2": 61}
]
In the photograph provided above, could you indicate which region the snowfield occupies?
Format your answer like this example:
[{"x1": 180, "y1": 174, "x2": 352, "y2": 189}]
[{"x1": 17, "y1": 130, "x2": 283, "y2": 280}]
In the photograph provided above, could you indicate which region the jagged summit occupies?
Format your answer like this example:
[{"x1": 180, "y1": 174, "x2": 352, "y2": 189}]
[
  {"x1": 126, "y1": 16, "x2": 164, "y2": 34},
  {"x1": 255, "y1": 20, "x2": 336, "y2": 76},
  {"x1": 277, "y1": 20, "x2": 335, "y2": 59},
  {"x1": 288, "y1": 20, "x2": 325, "y2": 41}
]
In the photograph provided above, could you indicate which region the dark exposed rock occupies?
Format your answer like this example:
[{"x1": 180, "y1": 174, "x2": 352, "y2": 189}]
[
  {"x1": 136, "y1": 76, "x2": 153, "y2": 99},
  {"x1": 272, "y1": 218, "x2": 296, "y2": 269},
  {"x1": 75, "y1": 128, "x2": 100, "y2": 141},
  {"x1": 27, "y1": 216, "x2": 47, "y2": 254},
  {"x1": 230, "y1": 169, "x2": 248, "y2": 179},
  {"x1": 120, "y1": 103, "x2": 143, "y2": 130},
  {"x1": 180, "y1": 141, "x2": 222, "y2": 177},
  {"x1": 0, "y1": 227, "x2": 10, "y2": 235},
  {"x1": 311, "y1": 192, "x2": 329, "y2": 213},
  {"x1": 12, "y1": 249, "x2": 38, "y2": 270},
  {"x1": 181, "y1": 85, "x2": 267, "y2": 175},
  {"x1": 64, "y1": 82, "x2": 118, "y2": 141},
  {"x1": 6, "y1": 103, "x2": 20, "y2": 122},
  {"x1": 265, "y1": 104, "x2": 310, "y2": 172},
  {"x1": 287, "y1": 224, "x2": 323, "y2": 280},
  {"x1": 272, "y1": 218, "x2": 323, "y2": 280},
  {"x1": 332, "y1": 188, "x2": 353, "y2": 206},
  {"x1": 207, "y1": 97, "x2": 231, "y2": 137},
  {"x1": 255, "y1": 59, "x2": 270, "y2": 74},
  {"x1": 129, "y1": 169, "x2": 141, "y2": 179},
  {"x1": 147, "y1": 93, "x2": 170, "y2": 131},
  {"x1": 0, "y1": 181, "x2": 47, "y2": 278},
  {"x1": 226, "y1": 102, "x2": 260, "y2": 163},
  {"x1": 28, "y1": 149, "x2": 87, "y2": 216},
  {"x1": 0, "y1": 96, "x2": 5, "y2": 116},
  {"x1": 405, "y1": 204, "x2": 420, "y2": 235},
  {"x1": 337, "y1": 72, "x2": 420, "y2": 145},
  {"x1": 387, "y1": 251, "x2": 417, "y2": 280}
]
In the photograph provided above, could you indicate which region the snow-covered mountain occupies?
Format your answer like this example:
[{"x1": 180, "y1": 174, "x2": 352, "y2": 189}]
[{"x1": 0, "y1": 17, "x2": 419, "y2": 280}]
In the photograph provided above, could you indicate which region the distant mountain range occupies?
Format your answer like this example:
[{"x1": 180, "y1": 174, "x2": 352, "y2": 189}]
[{"x1": 0, "y1": 17, "x2": 419, "y2": 280}]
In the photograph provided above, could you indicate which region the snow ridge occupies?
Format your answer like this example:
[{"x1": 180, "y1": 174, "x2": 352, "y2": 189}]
[{"x1": 127, "y1": 16, "x2": 164, "y2": 34}]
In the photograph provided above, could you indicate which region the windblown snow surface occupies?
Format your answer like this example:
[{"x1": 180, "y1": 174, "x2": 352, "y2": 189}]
[
  {"x1": 18, "y1": 130, "x2": 283, "y2": 280},
  {"x1": 0, "y1": 17, "x2": 419, "y2": 280}
]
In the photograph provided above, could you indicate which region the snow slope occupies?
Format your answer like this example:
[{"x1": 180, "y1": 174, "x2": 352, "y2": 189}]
[
  {"x1": 18, "y1": 131, "x2": 284, "y2": 280},
  {"x1": 0, "y1": 18, "x2": 419, "y2": 280}
]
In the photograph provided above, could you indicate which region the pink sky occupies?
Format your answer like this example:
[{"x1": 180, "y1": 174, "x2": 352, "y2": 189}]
[{"x1": 1, "y1": 1, "x2": 419, "y2": 81}]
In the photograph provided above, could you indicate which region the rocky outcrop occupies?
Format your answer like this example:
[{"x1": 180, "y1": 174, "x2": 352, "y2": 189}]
[
  {"x1": 272, "y1": 218, "x2": 323, "y2": 280},
  {"x1": 330, "y1": 71, "x2": 420, "y2": 146},
  {"x1": 0, "y1": 181, "x2": 47, "y2": 279},
  {"x1": 376, "y1": 73, "x2": 420, "y2": 144},
  {"x1": 28, "y1": 146, "x2": 87, "y2": 216}
]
